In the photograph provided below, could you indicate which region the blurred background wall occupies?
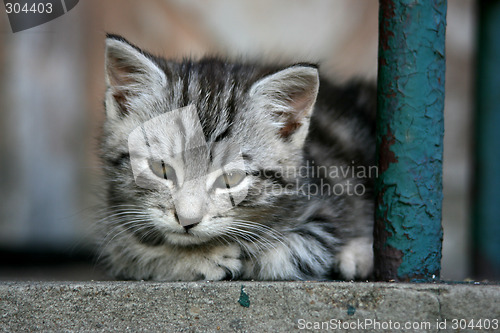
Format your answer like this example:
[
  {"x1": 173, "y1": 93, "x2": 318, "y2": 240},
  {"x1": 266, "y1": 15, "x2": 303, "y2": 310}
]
[{"x1": 0, "y1": 0, "x2": 475, "y2": 280}]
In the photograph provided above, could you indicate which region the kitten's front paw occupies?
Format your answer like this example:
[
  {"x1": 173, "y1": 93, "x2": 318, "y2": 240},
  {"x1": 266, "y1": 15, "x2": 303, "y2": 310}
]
[
  {"x1": 338, "y1": 237, "x2": 373, "y2": 280},
  {"x1": 193, "y1": 244, "x2": 243, "y2": 281}
]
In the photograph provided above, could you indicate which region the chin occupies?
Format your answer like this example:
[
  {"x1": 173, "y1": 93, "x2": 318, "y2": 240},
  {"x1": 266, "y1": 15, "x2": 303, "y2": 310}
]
[{"x1": 164, "y1": 229, "x2": 214, "y2": 246}]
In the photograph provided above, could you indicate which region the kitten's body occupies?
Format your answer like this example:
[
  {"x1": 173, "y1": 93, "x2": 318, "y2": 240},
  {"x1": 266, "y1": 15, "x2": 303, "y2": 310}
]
[{"x1": 99, "y1": 35, "x2": 376, "y2": 281}]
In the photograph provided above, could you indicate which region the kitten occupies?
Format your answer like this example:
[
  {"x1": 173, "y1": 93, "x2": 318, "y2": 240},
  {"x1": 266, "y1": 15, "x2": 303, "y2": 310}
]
[{"x1": 98, "y1": 34, "x2": 376, "y2": 281}]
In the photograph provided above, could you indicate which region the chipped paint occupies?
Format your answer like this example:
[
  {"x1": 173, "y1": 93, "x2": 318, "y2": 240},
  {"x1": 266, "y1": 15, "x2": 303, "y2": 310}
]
[
  {"x1": 238, "y1": 285, "x2": 250, "y2": 308},
  {"x1": 374, "y1": 0, "x2": 446, "y2": 282}
]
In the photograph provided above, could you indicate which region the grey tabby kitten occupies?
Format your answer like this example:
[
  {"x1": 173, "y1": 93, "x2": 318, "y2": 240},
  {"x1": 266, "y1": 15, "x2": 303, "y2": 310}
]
[{"x1": 99, "y1": 34, "x2": 376, "y2": 281}]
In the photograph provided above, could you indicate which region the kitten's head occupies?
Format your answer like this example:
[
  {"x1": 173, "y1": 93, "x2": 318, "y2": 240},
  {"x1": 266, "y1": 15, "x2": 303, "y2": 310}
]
[{"x1": 101, "y1": 34, "x2": 319, "y2": 246}]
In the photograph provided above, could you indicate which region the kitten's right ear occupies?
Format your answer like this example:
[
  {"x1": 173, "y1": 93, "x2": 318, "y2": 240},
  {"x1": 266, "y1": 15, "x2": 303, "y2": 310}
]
[{"x1": 104, "y1": 34, "x2": 167, "y2": 119}]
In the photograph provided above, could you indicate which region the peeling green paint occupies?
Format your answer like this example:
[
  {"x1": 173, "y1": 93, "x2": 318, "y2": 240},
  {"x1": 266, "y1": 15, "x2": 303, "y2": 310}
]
[
  {"x1": 238, "y1": 285, "x2": 250, "y2": 307},
  {"x1": 347, "y1": 305, "x2": 356, "y2": 316},
  {"x1": 374, "y1": 0, "x2": 446, "y2": 281}
]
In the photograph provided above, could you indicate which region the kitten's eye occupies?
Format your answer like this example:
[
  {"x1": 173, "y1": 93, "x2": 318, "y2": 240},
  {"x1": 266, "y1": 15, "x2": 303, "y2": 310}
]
[
  {"x1": 213, "y1": 170, "x2": 246, "y2": 190},
  {"x1": 150, "y1": 160, "x2": 177, "y2": 184}
]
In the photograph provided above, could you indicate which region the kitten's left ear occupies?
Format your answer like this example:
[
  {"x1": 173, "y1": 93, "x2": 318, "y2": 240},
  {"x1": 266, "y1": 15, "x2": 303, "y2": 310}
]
[
  {"x1": 249, "y1": 65, "x2": 319, "y2": 146},
  {"x1": 104, "y1": 34, "x2": 167, "y2": 119}
]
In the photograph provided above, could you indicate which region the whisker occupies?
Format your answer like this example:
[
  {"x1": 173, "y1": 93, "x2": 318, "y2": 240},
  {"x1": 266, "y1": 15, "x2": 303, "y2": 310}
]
[
  {"x1": 96, "y1": 217, "x2": 154, "y2": 261},
  {"x1": 219, "y1": 232, "x2": 259, "y2": 262},
  {"x1": 231, "y1": 220, "x2": 288, "y2": 248},
  {"x1": 224, "y1": 225, "x2": 281, "y2": 256}
]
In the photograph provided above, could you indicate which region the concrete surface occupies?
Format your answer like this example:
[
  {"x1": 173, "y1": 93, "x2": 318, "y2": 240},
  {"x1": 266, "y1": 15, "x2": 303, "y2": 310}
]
[{"x1": 1, "y1": 281, "x2": 499, "y2": 332}]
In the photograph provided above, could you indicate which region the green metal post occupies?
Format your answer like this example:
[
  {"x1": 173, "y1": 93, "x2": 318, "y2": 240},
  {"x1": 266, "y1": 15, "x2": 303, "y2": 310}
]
[
  {"x1": 472, "y1": 0, "x2": 500, "y2": 280},
  {"x1": 374, "y1": 0, "x2": 447, "y2": 282}
]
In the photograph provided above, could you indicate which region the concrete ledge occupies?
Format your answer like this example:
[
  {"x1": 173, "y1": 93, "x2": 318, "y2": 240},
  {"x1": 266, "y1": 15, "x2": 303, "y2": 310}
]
[{"x1": 1, "y1": 281, "x2": 499, "y2": 332}]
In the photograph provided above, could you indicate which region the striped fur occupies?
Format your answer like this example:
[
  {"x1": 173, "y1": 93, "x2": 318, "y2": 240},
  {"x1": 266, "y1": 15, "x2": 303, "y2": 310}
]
[{"x1": 98, "y1": 34, "x2": 375, "y2": 281}]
